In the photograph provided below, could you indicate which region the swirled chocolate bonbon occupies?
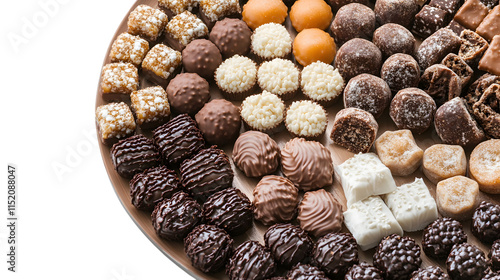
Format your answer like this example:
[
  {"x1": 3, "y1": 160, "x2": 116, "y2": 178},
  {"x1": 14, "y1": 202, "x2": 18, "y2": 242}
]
[
  {"x1": 312, "y1": 232, "x2": 359, "y2": 279},
  {"x1": 184, "y1": 224, "x2": 233, "y2": 273},
  {"x1": 110, "y1": 135, "x2": 161, "y2": 178},
  {"x1": 152, "y1": 191, "x2": 201, "y2": 241},
  {"x1": 130, "y1": 166, "x2": 180, "y2": 210},
  {"x1": 281, "y1": 138, "x2": 333, "y2": 191},
  {"x1": 202, "y1": 188, "x2": 253, "y2": 235},
  {"x1": 180, "y1": 146, "x2": 233, "y2": 202},
  {"x1": 232, "y1": 131, "x2": 280, "y2": 178},
  {"x1": 298, "y1": 189, "x2": 343, "y2": 237},
  {"x1": 226, "y1": 240, "x2": 276, "y2": 280},
  {"x1": 152, "y1": 114, "x2": 205, "y2": 166},
  {"x1": 264, "y1": 223, "x2": 313, "y2": 267},
  {"x1": 253, "y1": 175, "x2": 299, "y2": 225}
]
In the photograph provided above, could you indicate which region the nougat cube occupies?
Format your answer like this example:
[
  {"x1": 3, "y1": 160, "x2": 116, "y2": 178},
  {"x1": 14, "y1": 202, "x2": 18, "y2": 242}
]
[
  {"x1": 110, "y1": 33, "x2": 149, "y2": 66},
  {"x1": 141, "y1": 44, "x2": 182, "y2": 87},
  {"x1": 374, "y1": 130, "x2": 423, "y2": 176},
  {"x1": 165, "y1": 11, "x2": 208, "y2": 51},
  {"x1": 96, "y1": 102, "x2": 136, "y2": 145},
  {"x1": 127, "y1": 5, "x2": 168, "y2": 42},
  {"x1": 158, "y1": 0, "x2": 199, "y2": 18},
  {"x1": 199, "y1": 0, "x2": 241, "y2": 29},
  {"x1": 100, "y1": 63, "x2": 139, "y2": 101},
  {"x1": 412, "y1": 5, "x2": 448, "y2": 38},
  {"x1": 130, "y1": 86, "x2": 171, "y2": 129}
]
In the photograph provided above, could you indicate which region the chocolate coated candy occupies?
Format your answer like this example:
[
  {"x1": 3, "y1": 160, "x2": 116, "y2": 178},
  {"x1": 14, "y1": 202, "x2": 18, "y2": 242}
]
[
  {"x1": 410, "y1": 266, "x2": 450, "y2": 280},
  {"x1": 312, "y1": 232, "x2": 359, "y2": 279},
  {"x1": 472, "y1": 201, "x2": 500, "y2": 243},
  {"x1": 446, "y1": 243, "x2": 487, "y2": 280},
  {"x1": 345, "y1": 262, "x2": 384, "y2": 280},
  {"x1": 166, "y1": 73, "x2": 210, "y2": 115},
  {"x1": 226, "y1": 241, "x2": 276, "y2": 280},
  {"x1": 472, "y1": 83, "x2": 500, "y2": 138},
  {"x1": 373, "y1": 234, "x2": 422, "y2": 280},
  {"x1": 416, "y1": 28, "x2": 461, "y2": 71},
  {"x1": 195, "y1": 99, "x2": 241, "y2": 146},
  {"x1": 111, "y1": 134, "x2": 161, "y2": 178},
  {"x1": 419, "y1": 64, "x2": 462, "y2": 106},
  {"x1": 390, "y1": 88, "x2": 436, "y2": 134},
  {"x1": 130, "y1": 166, "x2": 180, "y2": 210},
  {"x1": 286, "y1": 264, "x2": 330, "y2": 280},
  {"x1": 182, "y1": 39, "x2": 222, "y2": 79},
  {"x1": 490, "y1": 239, "x2": 500, "y2": 271},
  {"x1": 264, "y1": 223, "x2": 313, "y2": 267},
  {"x1": 209, "y1": 18, "x2": 251, "y2": 58},
  {"x1": 421, "y1": 217, "x2": 467, "y2": 259}
]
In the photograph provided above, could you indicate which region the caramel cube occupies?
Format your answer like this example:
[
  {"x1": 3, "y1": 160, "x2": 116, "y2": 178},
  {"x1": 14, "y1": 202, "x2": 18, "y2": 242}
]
[
  {"x1": 100, "y1": 63, "x2": 139, "y2": 101},
  {"x1": 141, "y1": 44, "x2": 182, "y2": 86},
  {"x1": 454, "y1": 0, "x2": 490, "y2": 30},
  {"x1": 165, "y1": 11, "x2": 208, "y2": 51},
  {"x1": 479, "y1": 35, "x2": 500, "y2": 76},
  {"x1": 476, "y1": 5, "x2": 500, "y2": 41},
  {"x1": 96, "y1": 102, "x2": 136, "y2": 145},
  {"x1": 110, "y1": 33, "x2": 149, "y2": 66},
  {"x1": 127, "y1": 5, "x2": 168, "y2": 42},
  {"x1": 130, "y1": 86, "x2": 171, "y2": 129}
]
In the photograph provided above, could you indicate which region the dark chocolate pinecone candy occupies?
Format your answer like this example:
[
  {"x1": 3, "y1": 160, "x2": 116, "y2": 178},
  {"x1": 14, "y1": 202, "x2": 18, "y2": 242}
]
[
  {"x1": 226, "y1": 241, "x2": 276, "y2": 280},
  {"x1": 130, "y1": 166, "x2": 180, "y2": 210},
  {"x1": 152, "y1": 114, "x2": 205, "y2": 166},
  {"x1": 180, "y1": 146, "x2": 234, "y2": 202},
  {"x1": 264, "y1": 224, "x2": 313, "y2": 267},
  {"x1": 110, "y1": 134, "x2": 161, "y2": 178},
  {"x1": 446, "y1": 243, "x2": 487, "y2": 280},
  {"x1": 202, "y1": 188, "x2": 253, "y2": 235},
  {"x1": 472, "y1": 201, "x2": 500, "y2": 243},
  {"x1": 422, "y1": 217, "x2": 467, "y2": 259},
  {"x1": 490, "y1": 239, "x2": 500, "y2": 271},
  {"x1": 345, "y1": 262, "x2": 384, "y2": 280},
  {"x1": 411, "y1": 266, "x2": 450, "y2": 280},
  {"x1": 373, "y1": 234, "x2": 422, "y2": 280},
  {"x1": 286, "y1": 263, "x2": 330, "y2": 280},
  {"x1": 151, "y1": 191, "x2": 201, "y2": 241},
  {"x1": 312, "y1": 232, "x2": 359, "y2": 279},
  {"x1": 184, "y1": 224, "x2": 233, "y2": 273}
]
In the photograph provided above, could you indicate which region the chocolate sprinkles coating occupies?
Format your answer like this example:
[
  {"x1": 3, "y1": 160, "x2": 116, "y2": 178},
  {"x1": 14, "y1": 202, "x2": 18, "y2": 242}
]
[
  {"x1": 226, "y1": 240, "x2": 276, "y2": 280},
  {"x1": 130, "y1": 166, "x2": 180, "y2": 210},
  {"x1": 111, "y1": 134, "x2": 161, "y2": 178},
  {"x1": 264, "y1": 223, "x2": 313, "y2": 267}
]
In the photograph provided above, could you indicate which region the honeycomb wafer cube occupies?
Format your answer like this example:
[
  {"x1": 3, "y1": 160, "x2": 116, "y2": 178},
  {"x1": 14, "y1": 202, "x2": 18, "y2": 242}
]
[
  {"x1": 130, "y1": 86, "x2": 171, "y2": 129},
  {"x1": 100, "y1": 63, "x2": 139, "y2": 101},
  {"x1": 109, "y1": 33, "x2": 149, "y2": 66},
  {"x1": 96, "y1": 102, "x2": 136, "y2": 145},
  {"x1": 127, "y1": 5, "x2": 168, "y2": 42}
]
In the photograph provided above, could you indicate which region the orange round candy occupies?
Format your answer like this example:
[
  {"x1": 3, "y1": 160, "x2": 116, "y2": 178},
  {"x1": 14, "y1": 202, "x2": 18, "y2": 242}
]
[
  {"x1": 293, "y1": 28, "x2": 336, "y2": 66},
  {"x1": 290, "y1": 0, "x2": 333, "y2": 32},
  {"x1": 242, "y1": 0, "x2": 288, "y2": 30}
]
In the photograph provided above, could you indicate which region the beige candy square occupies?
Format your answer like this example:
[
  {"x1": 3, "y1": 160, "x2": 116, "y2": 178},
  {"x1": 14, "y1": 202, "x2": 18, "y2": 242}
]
[
  {"x1": 423, "y1": 144, "x2": 467, "y2": 184},
  {"x1": 470, "y1": 139, "x2": 500, "y2": 194},
  {"x1": 96, "y1": 102, "x2": 136, "y2": 145},
  {"x1": 436, "y1": 175, "x2": 479, "y2": 221},
  {"x1": 374, "y1": 130, "x2": 423, "y2": 176},
  {"x1": 130, "y1": 86, "x2": 171, "y2": 129}
]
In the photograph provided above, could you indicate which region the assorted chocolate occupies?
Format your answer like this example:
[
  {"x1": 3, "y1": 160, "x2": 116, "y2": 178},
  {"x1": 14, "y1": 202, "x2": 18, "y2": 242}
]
[
  {"x1": 446, "y1": 243, "x2": 487, "y2": 280},
  {"x1": 226, "y1": 241, "x2": 275, "y2": 280},
  {"x1": 130, "y1": 166, "x2": 180, "y2": 210},
  {"x1": 110, "y1": 135, "x2": 161, "y2": 178},
  {"x1": 422, "y1": 217, "x2": 467, "y2": 259},
  {"x1": 373, "y1": 234, "x2": 422, "y2": 280},
  {"x1": 253, "y1": 175, "x2": 299, "y2": 225},
  {"x1": 264, "y1": 223, "x2": 313, "y2": 267},
  {"x1": 312, "y1": 232, "x2": 359, "y2": 279}
]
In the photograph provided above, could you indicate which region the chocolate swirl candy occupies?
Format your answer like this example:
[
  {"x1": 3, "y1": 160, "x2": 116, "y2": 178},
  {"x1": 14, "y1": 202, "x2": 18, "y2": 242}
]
[
  {"x1": 226, "y1": 240, "x2": 276, "y2": 280},
  {"x1": 184, "y1": 224, "x2": 233, "y2": 273},
  {"x1": 180, "y1": 146, "x2": 234, "y2": 202},
  {"x1": 202, "y1": 188, "x2": 253, "y2": 235},
  {"x1": 110, "y1": 134, "x2": 161, "y2": 178},
  {"x1": 232, "y1": 131, "x2": 280, "y2": 178},
  {"x1": 264, "y1": 223, "x2": 313, "y2": 267},
  {"x1": 130, "y1": 166, "x2": 180, "y2": 210},
  {"x1": 281, "y1": 138, "x2": 334, "y2": 191},
  {"x1": 312, "y1": 232, "x2": 359, "y2": 279},
  {"x1": 253, "y1": 175, "x2": 299, "y2": 225},
  {"x1": 286, "y1": 264, "x2": 330, "y2": 280},
  {"x1": 297, "y1": 189, "x2": 343, "y2": 238},
  {"x1": 152, "y1": 191, "x2": 201, "y2": 241},
  {"x1": 152, "y1": 114, "x2": 205, "y2": 166}
]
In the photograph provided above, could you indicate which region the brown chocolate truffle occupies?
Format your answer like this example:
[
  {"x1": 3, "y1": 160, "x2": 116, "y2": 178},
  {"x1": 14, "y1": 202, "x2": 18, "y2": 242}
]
[
  {"x1": 287, "y1": 264, "x2": 330, "y2": 280},
  {"x1": 416, "y1": 28, "x2": 461, "y2": 71},
  {"x1": 166, "y1": 73, "x2": 210, "y2": 115},
  {"x1": 419, "y1": 64, "x2": 462, "y2": 106},
  {"x1": 330, "y1": 3, "x2": 376, "y2": 46},
  {"x1": 264, "y1": 223, "x2": 313, "y2": 267},
  {"x1": 110, "y1": 134, "x2": 161, "y2": 178},
  {"x1": 464, "y1": 74, "x2": 499, "y2": 108},
  {"x1": 334, "y1": 38, "x2": 383, "y2": 82},
  {"x1": 374, "y1": 0, "x2": 419, "y2": 28},
  {"x1": 209, "y1": 18, "x2": 252, "y2": 58},
  {"x1": 312, "y1": 232, "x2": 359, "y2": 279},
  {"x1": 330, "y1": 107, "x2": 379, "y2": 153},
  {"x1": 298, "y1": 189, "x2": 344, "y2": 238},
  {"x1": 182, "y1": 39, "x2": 222, "y2": 79},
  {"x1": 130, "y1": 166, "x2": 180, "y2": 210},
  {"x1": 381, "y1": 53, "x2": 420, "y2": 94},
  {"x1": 232, "y1": 131, "x2": 280, "y2": 178},
  {"x1": 390, "y1": 88, "x2": 436, "y2": 134},
  {"x1": 343, "y1": 73, "x2": 391, "y2": 118},
  {"x1": 195, "y1": 99, "x2": 241, "y2": 146},
  {"x1": 373, "y1": 23, "x2": 416, "y2": 58},
  {"x1": 226, "y1": 241, "x2": 276, "y2": 280}
]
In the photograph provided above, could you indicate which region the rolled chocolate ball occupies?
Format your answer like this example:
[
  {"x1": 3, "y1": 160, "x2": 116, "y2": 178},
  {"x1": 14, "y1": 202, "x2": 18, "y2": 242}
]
[
  {"x1": 130, "y1": 166, "x2": 180, "y2": 210},
  {"x1": 335, "y1": 38, "x2": 382, "y2": 82},
  {"x1": 343, "y1": 73, "x2": 391, "y2": 118},
  {"x1": 373, "y1": 23, "x2": 416, "y2": 58},
  {"x1": 232, "y1": 131, "x2": 280, "y2": 178},
  {"x1": 166, "y1": 73, "x2": 210, "y2": 115},
  {"x1": 209, "y1": 18, "x2": 252, "y2": 58},
  {"x1": 312, "y1": 232, "x2": 359, "y2": 279},
  {"x1": 182, "y1": 39, "x2": 222, "y2": 79},
  {"x1": 390, "y1": 88, "x2": 436, "y2": 134},
  {"x1": 416, "y1": 28, "x2": 461, "y2": 71},
  {"x1": 419, "y1": 64, "x2": 462, "y2": 107},
  {"x1": 374, "y1": 0, "x2": 419, "y2": 28},
  {"x1": 110, "y1": 134, "x2": 161, "y2": 178},
  {"x1": 264, "y1": 223, "x2": 313, "y2": 267},
  {"x1": 381, "y1": 53, "x2": 420, "y2": 94},
  {"x1": 330, "y1": 3, "x2": 376, "y2": 46},
  {"x1": 195, "y1": 99, "x2": 241, "y2": 146},
  {"x1": 226, "y1": 241, "x2": 276, "y2": 280}
]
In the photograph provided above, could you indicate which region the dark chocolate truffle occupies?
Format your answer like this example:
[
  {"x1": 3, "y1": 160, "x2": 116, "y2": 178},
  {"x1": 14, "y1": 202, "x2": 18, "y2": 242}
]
[
  {"x1": 232, "y1": 131, "x2": 280, "y2": 178},
  {"x1": 226, "y1": 241, "x2": 276, "y2": 280},
  {"x1": 286, "y1": 264, "x2": 330, "y2": 280},
  {"x1": 166, "y1": 73, "x2": 210, "y2": 115},
  {"x1": 472, "y1": 201, "x2": 500, "y2": 244},
  {"x1": 182, "y1": 39, "x2": 222, "y2": 79},
  {"x1": 130, "y1": 166, "x2": 180, "y2": 210},
  {"x1": 419, "y1": 64, "x2": 462, "y2": 107},
  {"x1": 330, "y1": 107, "x2": 379, "y2": 153},
  {"x1": 472, "y1": 83, "x2": 500, "y2": 139},
  {"x1": 152, "y1": 114, "x2": 205, "y2": 166},
  {"x1": 195, "y1": 99, "x2": 241, "y2": 146},
  {"x1": 345, "y1": 262, "x2": 384, "y2": 280},
  {"x1": 179, "y1": 147, "x2": 233, "y2": 202},
  {"x1": 373, "y1": 234, "x2": 422, "y2": 280},
  {"x1": 416, "y1": 28, "x2": 461, "y2": 71},
  {"x1": 373, "y1": 23, "x2": 416, "y2": 58},
  {"x1": 209, "y1": 18, "x2": 252, "y2": 58},
  {"x1": 202, "y1": 188, "x2": 253, "y2": 235},
  {"x1": 381, "y1": 53, "x2": 420, "y2": 94},
  {"x1": 330, "y1": 3, "x2": 376, "y2": 46},
  {"x1": 312, "y1": 232, "x2": 359, "y2": 279},
  {"x1": 110, "y1": 134, "x2": 161, "y2": 178},
  {"x1": 390, "y1": 88, "x2": 436, "y2": 134},
  {"x1": 446, "y1": 243, "x2": 487, "y2": 280},
  {"x1": 421, "y1": 217, "x2": 467, "y2": 260},
  {"x1": 374, "y1": 0, "x2": 419, "y2": 28},
  {"x1": 334, "y1": 38, "x2": 382, "y2": 82},
  {"x1": 184, "y1": 224, "x2": 233, "y2": 273},
  {"x1": 152, "y1": 191, "x2": 201, "y2": 241},
  {"x1": 343, "y1": 73, "x2": 391, "y2": 118},
  {"x1": 411, "y1": 266, "x2": 450, "y2": 280},
  {"x1": 264, "y1": 223, "x2": 313, "y2": 267},
  {"x1": 490, "y1": 239, "x2": 500, "y2": 271}
]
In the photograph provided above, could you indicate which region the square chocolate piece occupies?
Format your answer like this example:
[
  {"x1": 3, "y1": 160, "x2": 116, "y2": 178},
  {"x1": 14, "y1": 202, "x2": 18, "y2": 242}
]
[
  {"x1": 412, "y1": 5, "x2": 448, "y2": 38},
  {"x1": 164, "y1": 11, "x2": 208, "y2": 51},
  {"x1": 476, "y1": 5, "x2": 500, "y2": 41},
  {"x1": 479, "y1": 35, "x2": 500, "y2": 76},
  {"x1": 454, "y1": 0, "x2": 490, "y2": 30},
  {"x1": 158, "y1": 0, "x2": 199, "y2": 18},
  {"x1": 130, "y1": 86, "x2": 171, "y2": 129},
  {"x1": 447, "y1": 20, "x2": 467, "y2": 35},
  {"x1": 141, "y1": 44, "x2": 182, "y2": 87},
  {"x1": 199, "y1": 0, "x2": 241, "y2": 29},
  {"x1": 127, "y1": 5, "x2": 168, "y2": 42},
  {"x1": 441, "y1": 53, "x2": 474, "y2": 86},
  {"x1": 459, "y1": 29, "x2": 489, "y2": 66},
  {"x1": 109, "y1": 33, "x2": 149, "y2": 66},
  {"x1": 96, "y1": 102, "x2": 136, "y2": 145},
  {"x1": 100, "y1": 63, "x2": 139, "y2": 101},
  {"x1": 429, "y1": 0, "x2": 461, "y2": 18}
]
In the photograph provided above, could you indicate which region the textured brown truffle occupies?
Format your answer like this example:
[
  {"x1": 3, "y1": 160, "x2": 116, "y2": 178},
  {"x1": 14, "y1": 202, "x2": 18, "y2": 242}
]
[
  {"x1": 390, "y1": 88, "x2": 436, "y2": 134},
  {"x1": 312, "y1": 232, "x2": 359, "y2": 279},
  {"x1": 328, "y1": 0, "x2": 369, "y2": 10},
  {"x1": 416, "y1": 28, "x2": 461, "y2": 71},
  {"x1": 374, "y1": 0, "x2": 419, "y2": 27},
  {"x1": 264, "y1": 223, "x2": 313, "y2": 267},
  {"x1": 330, "y1": 3, "x2": 376, "y2": 46},
  {"x1": 232, "y1": 131, "x2": 280, "y2": 178},
  {"x1": 381, "y1": 53, "x2": 420, "y2": 94},
  {"x1": 166, "y1": 73, "x2": 210, "y2": 115},
  {"x1": 373, "y1": 23, "x2": 416, "y2": 58},
  {"x1": 110, "y1": 135, "x2": 161, "y2": 178},
  {"x1": 226, "y1": 241, "x2": 276, "y2": 280},
  {"x1": 335, "y1": 38, "x2": 382, "y2": 82},
  {"x1": 130, "y1": 166, "x2": 180, "y2": 210},
  {"x1": 209, "y1": 18, "x2": 252, "y2": 58},
  {"x1": 330, "y1": 107, "x2": 379, "y2": 153},
  {"x1": 182, "y1": 39, "x2": 222, "y2": 79},
  {"x1": 419, "y1": 64, "x2": 462, "y2": 107},
  {"x1": 287, "y1": 264, "x2": 330, "y2": 280},
  {"x1": 459, "y1": 29, "x2": 489, "y2": 66},
  {"x1": 195, "y1": 99, "x2": 241, "y2": 146},
  {"x1": 253, "y1": 175, "x2": 299, "y2": 225},
  {"x1": 343, "y1": 73, "x2": 391, "y2": 118},
  {"x1": 373, "y1": 234, "x2": 422, "y2": 280}
]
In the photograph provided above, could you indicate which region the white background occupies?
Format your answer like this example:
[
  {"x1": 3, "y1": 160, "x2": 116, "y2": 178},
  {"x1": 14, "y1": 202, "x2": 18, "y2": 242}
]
[{"x1": 1, "y1": 0, "x2": 194, "y2": 279}]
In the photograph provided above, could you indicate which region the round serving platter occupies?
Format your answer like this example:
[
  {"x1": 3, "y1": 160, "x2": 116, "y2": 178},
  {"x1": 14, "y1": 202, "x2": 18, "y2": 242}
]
[{"x1": 96, "y1": 0, "x2": 500, "y2": 279}]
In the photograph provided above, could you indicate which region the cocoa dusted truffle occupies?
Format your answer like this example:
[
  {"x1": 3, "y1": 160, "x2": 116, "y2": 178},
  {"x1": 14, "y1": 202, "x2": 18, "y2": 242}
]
[
  {"x1": 373, "y1": 23, "x2": 416, "y2": 58},
  {"x1": 312, "y1": 232, "x2": 359, "y2": 279},
  {"x1": 152, "y1": 191, "x2": 201, "y2": 241},
  {"x1": 345, "y1": 262, "x2": 384, "y2": 280},
  {"x1": 373, "y1": 234, "x2": 422, "y2": 280},
  {"x1": 130, "y1": 166, "x2": 180, "y2": 210},
  {"x1": 264, "y1": 223, "x2": 313, "y2": 267},
  {"x1": 209, "y1": 18, "x2": 251, "y2": 58},
  {"x1": 330, "y1": 3, "x2": 376, "y2": 46},
  {"x1": 381, "y1": 54, "x2": 420, "y2": 94},
  {"x1": 343, "y1": 73, "x2": 391, "y2": 118},
  {"x1": 195, "y1": 99, "x2": 241, "y2": 146},
  {"x1": 232, "y1": 131, "x2": 280, "y2": 178},
  {"x1": 182, "y1": 39, "x2": 222, "y2": 79},
  {"x1": 421, "y1": 217, "x2": 467, "y2": 259},
  {"x1": 111, "y1": 135, "x2": 161, "y2": 178},
  {"x1": 390, "y1": 88, "x2": 436, "y2": 134},
  {"x1": 166, "y1": 73, "x2": 210, "y2": 116},
  {"x1": 374, "y1": 0, "x2": 419, "y2": 28},
  {"x1": 330, "y1": 107, "x2": 379, "y2": 153},
  {"x1": 411, "y1": 266, "x2": 450, "y2": 280},
  {"x1": 152, "y1": 114, "x2": 205, "y2": 166},
  {"x1": 202, "y1": 188, "x2": 253, "y2": 235},
  {"x1": 180, "y1": 147, "x2": 233, "y2": 202},
  {"x1": 416, "y1": 28, "x2": 461, "y2": 71},
  {"x1": 286, "y1": 264, "x2": 330, "y2": 280},
  {"x1": 472, "y1": 201, "x2": 500, "y2": 243},
  {"x1": 335, "y1": 38, "x2": 382, "y2": 82},
  {"x1": 298, "y1": 189, "x2": 344, "y2": 238},
  {"x1": 419, "y1": 64, "x2": 462, "y2": 106},
  {"x1": 226, "y1": 241, "x2": 276, "y2": 280},
  {"x1": 446, "y1": 243, "x2": 487, "y2": 280},
  {"x1": 184, "y1": 224, "x2": 233, "y2": 273}
]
